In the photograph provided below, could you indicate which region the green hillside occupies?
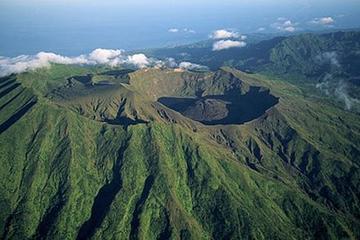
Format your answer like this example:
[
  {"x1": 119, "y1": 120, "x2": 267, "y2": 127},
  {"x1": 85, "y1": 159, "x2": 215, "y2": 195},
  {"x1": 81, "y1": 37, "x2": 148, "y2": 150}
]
[
  {"x1": 0, "y1": 64, "x2": 360, "y2": 239},
  {"x1": 149, "y1": 31, "x2": 360, "y2": 78},
  {"x1": 149, "y1": 31, "x2": 360, "y2": 110}
]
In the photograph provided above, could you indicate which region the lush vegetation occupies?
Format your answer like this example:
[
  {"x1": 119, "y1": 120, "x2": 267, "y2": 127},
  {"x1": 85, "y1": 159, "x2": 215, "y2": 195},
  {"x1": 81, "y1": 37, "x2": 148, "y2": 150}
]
[{"x1": 0, "y1": 64, "x2": 360, "y2": 239}]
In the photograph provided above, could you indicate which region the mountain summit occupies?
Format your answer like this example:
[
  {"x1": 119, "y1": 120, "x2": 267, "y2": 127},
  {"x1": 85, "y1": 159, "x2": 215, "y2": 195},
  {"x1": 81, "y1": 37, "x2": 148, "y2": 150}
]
[{"x1": 0, "y1": 65, "x2": 359, "y2": 239}]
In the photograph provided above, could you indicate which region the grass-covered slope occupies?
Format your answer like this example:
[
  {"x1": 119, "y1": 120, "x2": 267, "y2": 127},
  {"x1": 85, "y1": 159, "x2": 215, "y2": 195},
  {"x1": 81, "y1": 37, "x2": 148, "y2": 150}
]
[{"x1": 0, "y1": 65, "x2": 360, "y2": 239}]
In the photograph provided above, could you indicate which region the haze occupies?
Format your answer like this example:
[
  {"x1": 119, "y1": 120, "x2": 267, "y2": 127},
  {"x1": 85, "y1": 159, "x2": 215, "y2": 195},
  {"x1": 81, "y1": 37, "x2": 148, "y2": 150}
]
[{"x1": 0, "y1": 0, "x2": 359, "y2": 56}]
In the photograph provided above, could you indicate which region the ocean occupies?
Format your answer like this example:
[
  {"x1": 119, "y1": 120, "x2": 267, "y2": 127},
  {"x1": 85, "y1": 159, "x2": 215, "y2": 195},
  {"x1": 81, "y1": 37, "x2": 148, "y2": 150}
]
[{"x1": 1, "y1": 1, "x2": 359, "y2": 57}]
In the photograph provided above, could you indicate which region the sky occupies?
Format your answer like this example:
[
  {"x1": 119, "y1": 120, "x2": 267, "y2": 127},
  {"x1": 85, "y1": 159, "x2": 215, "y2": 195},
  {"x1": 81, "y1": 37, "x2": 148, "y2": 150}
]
[{"x1": 0, "y1": 0, "x2": 359, "y2": 56}]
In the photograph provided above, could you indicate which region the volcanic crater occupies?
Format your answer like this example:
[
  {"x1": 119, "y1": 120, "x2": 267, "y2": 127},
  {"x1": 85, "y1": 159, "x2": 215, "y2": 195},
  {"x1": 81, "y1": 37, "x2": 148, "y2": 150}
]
[
  {"x1": 158, "y1": 86, "x2": 279, "y2": 125},
  {"x1": 46, "y1": 68, "x2": 279, "y2": 126}
]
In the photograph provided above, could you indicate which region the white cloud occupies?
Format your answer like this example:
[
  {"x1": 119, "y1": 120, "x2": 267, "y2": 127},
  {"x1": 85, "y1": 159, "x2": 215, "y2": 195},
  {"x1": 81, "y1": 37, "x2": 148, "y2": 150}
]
[
  {"x1": 179, "y1": 61, "x2": 208, "y2": 71},
  {"x1": 151, "y1": 57, "x2": 178, "y2": 69},
  {"x1": 283, "y1": 20, "x2": 292, "y2": 27},
  {"x1": 320, "y1": 17, "x2": 335, "y2": 24},
  {"x1": 0, "y1": 49, "x2": 162, "y2": 77},
  {"x1": 88, "y1": 48, "x2": 123, "y2": 64},
  {"x1": 0, "y1": 49, "x2": 212, "y2": 77},
  {"x1": 257, "y1": 27, "x2": 266, "y2": 31},
  {"x1": 36, "y1": 52, "x2": 90, "y2": 65},
  {"x1": 284, "y1": 26, "x2": 295, "y2": 32},
  {"x1": 168, "y1": 28, "x2": 179, "y2": 33},
  {"x1": 271, "y1": 19, "x2": 297, "y2": 32},
  {"x1": 168, "y1": 28, "x2": 196, "y2": 34},
  {"x1": 126, "y1": 54, "x2": 149, "y2": 68},
  {"x1": 212, "y1": 40, "x2": 246, "y2": 51},
  {"x1": 0, "y1": 52, "x2": 91, "y2": 77},
  {"x1": 311, "y1": 17, "x2": 335, "y2": 25},
  {"x1": 211, "y1": 29, "x2": 239, "y2": 39}
]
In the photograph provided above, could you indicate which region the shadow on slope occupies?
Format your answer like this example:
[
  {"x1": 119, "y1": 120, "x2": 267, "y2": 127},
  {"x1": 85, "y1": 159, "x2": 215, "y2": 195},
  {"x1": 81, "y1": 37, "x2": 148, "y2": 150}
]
[{"x1": 158, "y1": 87, "x2": 279, "y2": 125}]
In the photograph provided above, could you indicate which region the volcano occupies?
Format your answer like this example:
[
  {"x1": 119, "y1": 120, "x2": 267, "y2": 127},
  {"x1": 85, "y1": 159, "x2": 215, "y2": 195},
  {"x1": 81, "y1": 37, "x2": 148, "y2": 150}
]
[{"x1": 0, "y1": 65, "x2": 359, "y2": 239}]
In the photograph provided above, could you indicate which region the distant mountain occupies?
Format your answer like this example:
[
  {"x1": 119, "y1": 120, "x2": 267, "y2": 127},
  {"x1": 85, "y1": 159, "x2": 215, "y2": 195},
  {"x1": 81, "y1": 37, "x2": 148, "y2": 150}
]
[
  {"x1": 148, "y1": 31, "x2": 360, "y2": 77},
  {"x1": 148, "y1": 31, "x2": 360, "y2": 110},
  {"x1": 1, "y1": 65, "x2": 360, "y2": 239}
]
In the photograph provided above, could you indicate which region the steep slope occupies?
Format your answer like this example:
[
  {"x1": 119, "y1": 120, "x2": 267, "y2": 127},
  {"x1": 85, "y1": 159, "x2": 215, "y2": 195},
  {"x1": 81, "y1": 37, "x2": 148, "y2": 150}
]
[{"x1": 0, "y1": 65, "x2": 360, "y2": 239}]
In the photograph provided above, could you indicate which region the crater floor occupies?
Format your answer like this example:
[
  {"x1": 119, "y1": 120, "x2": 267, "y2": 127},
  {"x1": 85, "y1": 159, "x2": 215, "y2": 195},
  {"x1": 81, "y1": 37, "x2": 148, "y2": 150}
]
[{"x1": 158, "y1": 86, "x2": 279, "y2": 125}]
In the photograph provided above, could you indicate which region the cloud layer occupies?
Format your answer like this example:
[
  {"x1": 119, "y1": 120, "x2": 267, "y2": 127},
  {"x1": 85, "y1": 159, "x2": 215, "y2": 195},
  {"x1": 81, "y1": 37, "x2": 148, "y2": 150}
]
[
  {"x1": 212, "y1": 40, "x2": 246, "y2": 51},
  {"x1": 0, "y1": 49, "x2": 160, "y2": 77},
  {"x1": 0, "y1": 52, "x2": 89, "y2": 77},
  {"x1": 0, "y1": 49, "x2": 210, "y2": 77}
]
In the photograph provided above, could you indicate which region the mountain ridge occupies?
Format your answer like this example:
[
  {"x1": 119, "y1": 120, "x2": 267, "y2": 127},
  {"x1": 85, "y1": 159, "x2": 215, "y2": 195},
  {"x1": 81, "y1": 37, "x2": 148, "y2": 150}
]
[
  {"x1": 147, "y1": 30, "x2": 360, "y2": 111},
  {"x1": 0, "y1": 64, "x2": 359, "y2": 239}
]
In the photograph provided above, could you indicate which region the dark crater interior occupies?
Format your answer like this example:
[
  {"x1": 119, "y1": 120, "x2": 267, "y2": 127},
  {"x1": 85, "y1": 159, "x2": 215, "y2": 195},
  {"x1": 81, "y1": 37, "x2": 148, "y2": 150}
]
[{"x1": 158, "y1": 87, "x2": 279, "y2": 125}]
